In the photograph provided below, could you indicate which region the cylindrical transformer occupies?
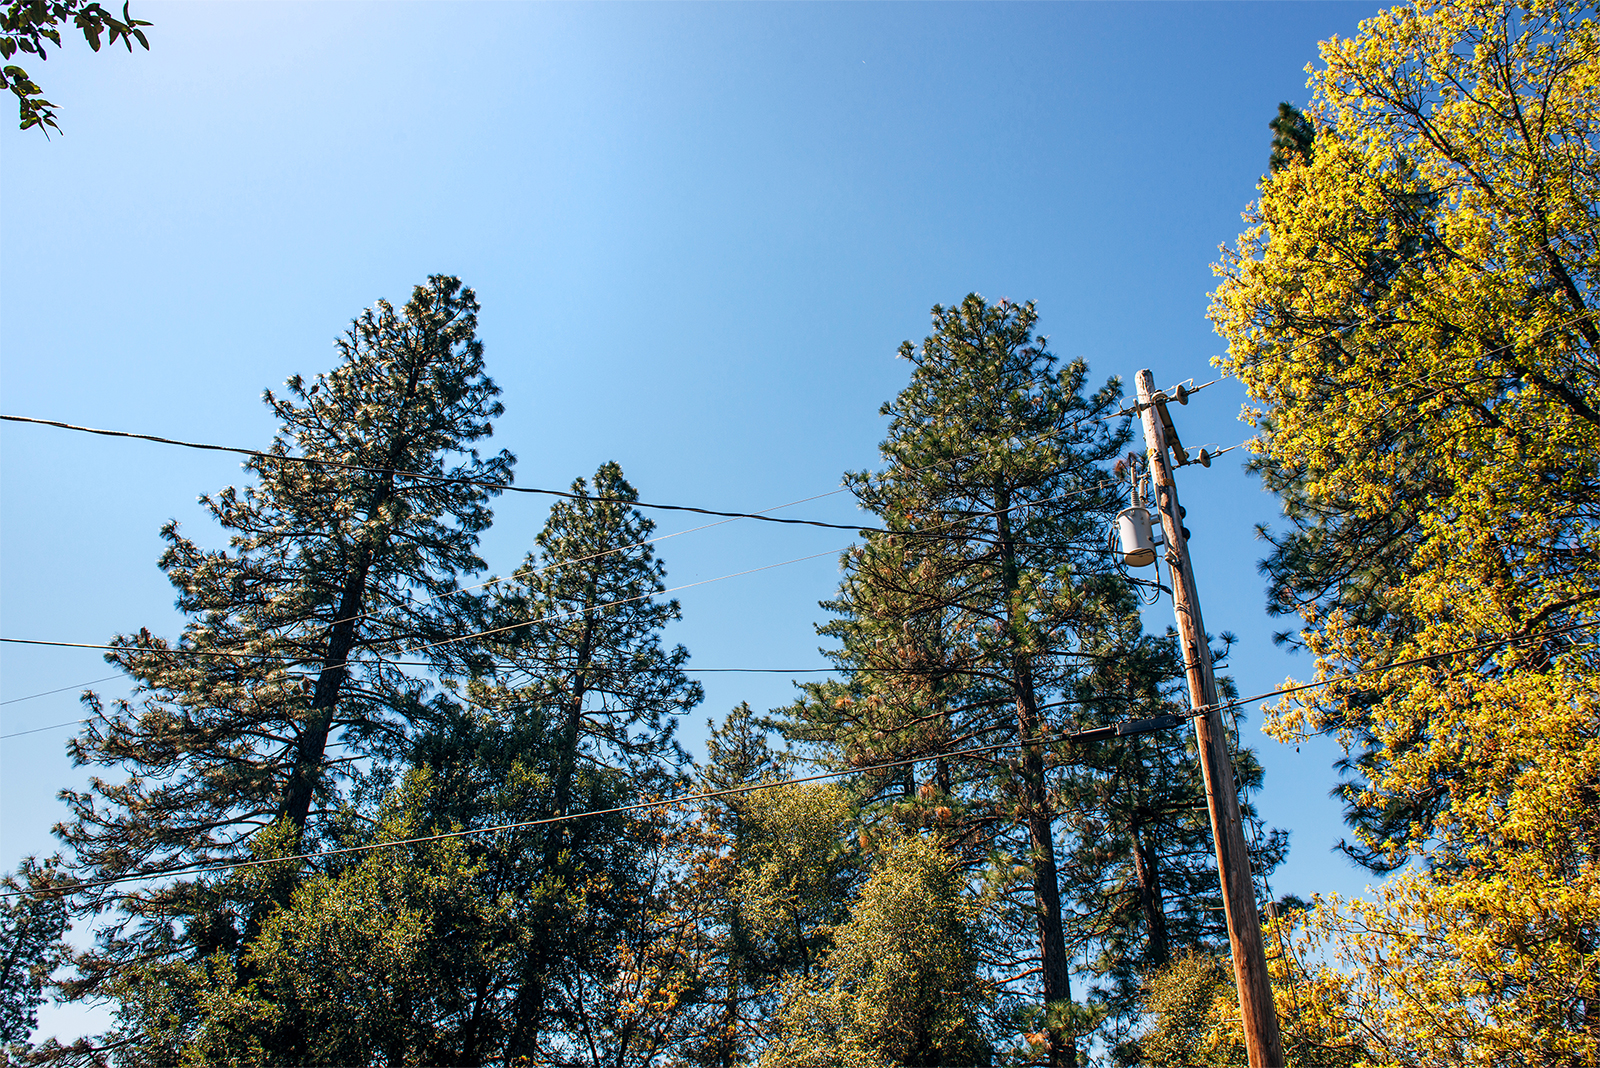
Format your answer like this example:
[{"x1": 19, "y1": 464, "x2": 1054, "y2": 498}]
[{"x1": 1115, "y1": 506, "x2": 1157, "y2": 567}]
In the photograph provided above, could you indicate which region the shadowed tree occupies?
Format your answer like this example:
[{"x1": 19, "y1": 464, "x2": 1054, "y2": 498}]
[
  {"x1": 49, "y1": 276, "x2": 512, "y2": 1054},
  {"x1": 465, "y1": 461, "x2": 702, "y2": 1063}
]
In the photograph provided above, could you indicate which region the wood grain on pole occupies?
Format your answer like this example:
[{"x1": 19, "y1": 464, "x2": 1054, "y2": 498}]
[{"x1": 1134, "y1": 369, "x2": 1284, "y2": 1067}]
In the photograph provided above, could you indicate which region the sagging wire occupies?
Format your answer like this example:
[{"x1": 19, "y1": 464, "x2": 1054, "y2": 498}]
[{"x1": 0, "y1": 712, "x2": 1191, "y2": 902}]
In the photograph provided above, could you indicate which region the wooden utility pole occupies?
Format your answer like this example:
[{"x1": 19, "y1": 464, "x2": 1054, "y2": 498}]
[{"x1": 1134, "y1": 369, "x2": 1284, "y2": 1067}]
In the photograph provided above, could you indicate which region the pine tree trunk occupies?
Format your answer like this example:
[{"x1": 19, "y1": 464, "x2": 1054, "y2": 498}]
[
  {"x1": 1130, "y1": 812, "x2": 1170, "y2": 967},
  {"x1": 279, "y1": 352, "x2": 427, "y2": 832},
  {"x1": 507, "y1": 593, "x2": 597, "y2": 1061},
  {"x1": 996, "y1": 482, "x2": 1075, "y2": 1066},
  {"x1": 279, "y1": 543, "x2": 377, "y2": 830}
]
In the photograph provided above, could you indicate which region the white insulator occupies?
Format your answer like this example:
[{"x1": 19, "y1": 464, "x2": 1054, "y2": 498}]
[{"x1": 1115, "y1": 506, "x2": 1157, "y2": 567}]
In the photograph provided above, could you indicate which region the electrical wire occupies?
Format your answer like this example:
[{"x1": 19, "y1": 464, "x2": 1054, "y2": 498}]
[
  {"x1": 0, "y1": 544, "x2": 849, "y2": 672},
  {"x1": 852, "y1": 375, "x2": 1214, "y2": 498},
  {"x1": 0, "y1": 647, "x2": 844, "y2": 678},
  {"x1": 0, "y1": 414, "x2": 880, "y2": 533},
  {"x1": 0, "y1": 410, "x2": 1130, "y2": 653},
  {"x1": 2, "y1": 718, "x2": 93, "y2": 740},
  {"x1": 0, "y1": 717, "x2": 1164, "y2": 901},
  {"x1": 326, "y1": 479, "x2": 1123, "y2": 657},
  {"x1": 0, "y1": 369, "x2": 1195, "y2": 554},
  {"x1": 0, "y1": 674, "x2": 124, "y2": 705},
  {"x1": 10, "y1": 618, "x2": 1593, "y2": 898},
  {"x1": 2, "y1": 362, "x2": 1196, "y2": 673},
  {"x1": 0, "y1": 475, "x2": 1130, "y2": 679},
  {"x1": 227, "y1": 486, "x2": 851, "y2": 645},
  {"x1": 0, "y1": 399, "x2": 1151, "y2": 538}
]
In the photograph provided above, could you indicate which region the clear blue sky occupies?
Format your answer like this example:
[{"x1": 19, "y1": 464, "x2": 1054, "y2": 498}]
[{"x1": 3, "y1": 0, "x2": 1380, "y2": 1039}]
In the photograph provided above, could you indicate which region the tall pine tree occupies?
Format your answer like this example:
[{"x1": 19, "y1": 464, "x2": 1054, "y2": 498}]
[
  {"x1": 785, "y1": 295, "x2": 1130, "y2": 1065},
  {"x1": 461, "y1": 461, "x2": 702, "y2": 1063},
  {"x1": 52, "y1": 276, "x2": 512, "y2": 1027}
]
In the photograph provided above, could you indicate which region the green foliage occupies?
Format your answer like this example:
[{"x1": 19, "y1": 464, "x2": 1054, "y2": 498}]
[
  {"x1": 668, "y1": 703, "x2": 791, "y2": 1067},
  {"x1": 1130, "y1": 952, "x2": 1240, "y2": 1067},
  {"x1": 1266, "y1": 102, "x2": 1314, "y2": 174},
  {"x1": 471, "y1": 460, "x2": 700, "y2": 803},
  {"x1": 1061, "y1": 626, "x2": 1284, "y2": 1050},
  {"x1": 2, "y1": 1, "x2": 150, "y2": 133},
  {"x1": 1, "y1": 858, "x2": 69, "y2": 1053},
  {"x1": 782, "y1": 294, "x2": 1284, "y2": 1062},
  {"x1": 784, "y1": 293, "x2": 1131, "y2": 1064},
  {"x1": 103, "y1": 775, "x2": 515, "y2": 1067},
  {"x1": 759, "y1": 834, "x2": 993, "y2": 1068},
  {"x1": 53, "y1": 276, "x2": 512, "y2": 1041},
  {"x1": 734, "y1": 782, "x2": 859, "y2": 981},
  {"x1": 456, "y1": 460, "x2": 701, "y2": 1062}
]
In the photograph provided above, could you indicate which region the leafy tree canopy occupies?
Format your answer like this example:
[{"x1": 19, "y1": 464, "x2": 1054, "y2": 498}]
[
  {"x1": 2, "y1": 1, "x2": 150, "y2": 133},
  {"x1": 1211, "y1": 0, "x2": 1600, "y2": 1060}
]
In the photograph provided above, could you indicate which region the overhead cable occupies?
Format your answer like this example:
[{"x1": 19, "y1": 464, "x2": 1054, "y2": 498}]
[
  {"x1": 0, "y1": 414, "x2": 879, "y2": 533},
  {"x1": 1196, "y1": 617, "x2": 1599, "y2": 717},
  {"x1": 1, "y1": 477, "x2": 1127, "y2": 674},
  {"x1": 0, "y1": 674, "x2": 124, "y2": 705},
  {"x1": 2, "y1": 718, "x2": 94, "y2": 740},
  {"x1": 0, "y1": 715, "x2": 1178, "y2": 902}
]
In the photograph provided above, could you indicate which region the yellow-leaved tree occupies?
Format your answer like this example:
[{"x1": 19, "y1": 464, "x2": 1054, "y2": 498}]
[{"x1": 1209, "y1": 0, "x2": 1599, "y2": 1063}]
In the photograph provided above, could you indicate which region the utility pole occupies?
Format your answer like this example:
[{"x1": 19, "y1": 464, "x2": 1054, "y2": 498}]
[{"x1": 1134, "y1": 369, "x2": 1284, "y2": 1067}]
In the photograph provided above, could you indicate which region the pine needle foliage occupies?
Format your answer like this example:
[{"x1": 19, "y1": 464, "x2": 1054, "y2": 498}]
[
  {"x1": 52, "y1": 275, "x2": 512, "y2": 1024},
  {"x1": 452, "y1": 460, "x2": 702, "y2": 1062},
  {"x1": 784, "y1": 294, "x2": 1133, "y2": 1066}
]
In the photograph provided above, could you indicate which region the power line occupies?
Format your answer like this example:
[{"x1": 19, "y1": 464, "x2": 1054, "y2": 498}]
[
  {"x1": 0, "y1": 414, "x2": 880, "y2": 533},
  {"x1": 0, "y1": 715, "x2": 1178, "y2": 902},
  {"x1": 301, "y1": 472, "x2": 1125, "y2": 645},
  {"x1": 0, "y1": 637, "x2": 374, "y2": 662},
  {"x1": 0, "y1": 666, "x2": 851, "y2": 742},
  {"x1": 0, "y1": 674, "x2": 124, "y2": 705},
  {"x1": 242, "y1": 486, "x2": 852, "y2": 644},
  {"x1": 0, "y1": 545, "x2": 848, "y2": 670},
  {"x1": 0, "y1": 477, "x2": 1127, "y2": 677},
  {"x1": 1197, "y1": 617, "x2": 1599, "y2": 717},
  {"x1": 1, "y1": 411, "x2": 1128, "y2": 652},
  {"x1": 1, "y1": 366, "x2": 1197, "y2": 553},
  {"x1": 3, "y1": 364, "x2": 1172, "y2": 676},
  {"x1": 0, "y1": 664, "x2": 847, "y2": 741},
  {"x1": 0, "y1": 647, "x2": 844, "y2": 679},
  {"x1": 2, "y1": 718, "x2": 92, "y2": 740}
]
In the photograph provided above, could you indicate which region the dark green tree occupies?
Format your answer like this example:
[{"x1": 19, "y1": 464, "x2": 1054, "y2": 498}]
[
  {"x1": 53, "y1": 276, "x2": 512, "y2": 1044},
  {"x1": 1267, "y1": 102, "x2": 1314, "y2": 173},
  {"x1": 2, "y1": 1, "x2": 150, "y2": 133},
  {"x1": 1062, "y1": 623, "x2": 1286, "y2": 1054},
  {"x1": 0, "y1": 858, "x2": 69, "y2": 1054},
  {"x1": 460, "y1": 460, "x2": 702, "y2": 1063},
  {"x1": 783, "y1": 295, "x2": 1131, "y2": 1065},
  {"x1": 669, "y1": 703, "x2": 790, "y2": 1067},
  {"x1": 93, "y1": 774, "x2": 516, "y2": 1067}
]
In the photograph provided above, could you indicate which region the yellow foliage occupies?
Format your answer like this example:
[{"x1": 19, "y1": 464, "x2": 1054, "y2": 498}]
[
  {"x1": 1210, "y1": 0, "x2": 1600, "y2": 1061},
  {"x1": 1137, "y1": 935, "x2": 1366, "y2": 1067}
]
